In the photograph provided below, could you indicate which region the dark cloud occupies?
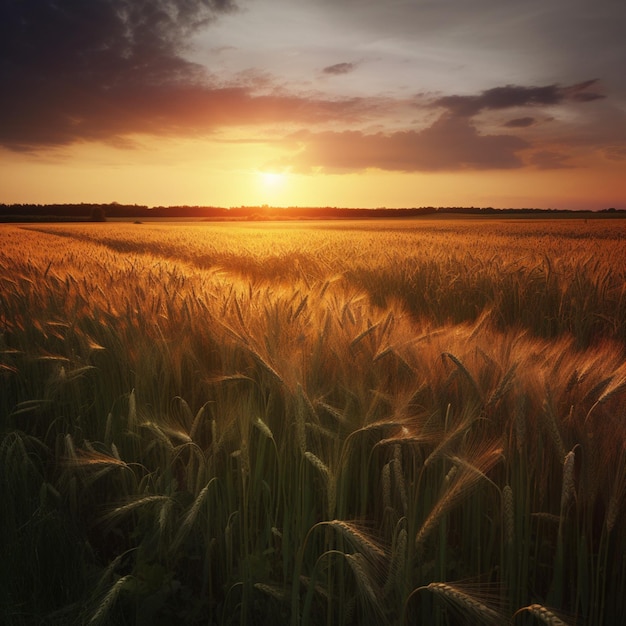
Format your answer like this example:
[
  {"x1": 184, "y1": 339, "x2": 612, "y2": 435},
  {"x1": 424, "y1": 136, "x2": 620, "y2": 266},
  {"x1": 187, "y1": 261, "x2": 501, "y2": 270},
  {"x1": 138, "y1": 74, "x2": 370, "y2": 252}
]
[
  {"x1": 0, "y1": 82, "x2": 374, "y2": 151},
  {"x1": 0, "y1": 2, "x2": 381, "y2": 150},
  {"x1": 323, "y1": 62, "x2": 356, "y2": 76},
  {"x1": 1, "y1": 1, "x2": 237, "y2": 85},
  {"x1": 435, "y1": 80, "x2": 605, "y2": 117},
  {"x1": 0, "y1": 0, "x2": 237, "y2": 149},
  {"x1": 284, "y1": 113, "x2": 528, "y2": 173},
  {"x1": 504, "y1": 117, "x2": 536, "y2": 128}
]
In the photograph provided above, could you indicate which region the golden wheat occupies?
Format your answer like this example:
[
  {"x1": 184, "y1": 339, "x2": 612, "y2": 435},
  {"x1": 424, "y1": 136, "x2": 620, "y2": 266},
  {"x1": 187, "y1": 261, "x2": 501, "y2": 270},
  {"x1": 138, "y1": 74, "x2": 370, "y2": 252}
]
[{"x1": 2, "y1": 219, "x2": 625, "y2": 625}]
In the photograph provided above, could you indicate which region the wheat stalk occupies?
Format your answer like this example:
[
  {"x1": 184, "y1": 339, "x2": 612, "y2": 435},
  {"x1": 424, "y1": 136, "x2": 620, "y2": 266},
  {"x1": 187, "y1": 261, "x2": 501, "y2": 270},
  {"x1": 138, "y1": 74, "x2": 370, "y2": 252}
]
[
  {"x1": 392, "y1": 445, "x2": 408, "y2": 514},
  {"x1": 383, "y1": 526, "x2": 407, "y2": 597},
  {"x1": 560, "y1": 448, "x2": 576, "y2": 514},
  {"x1": 542, "y1": 399, "x2": 566, "y2": 459},
  {"x1": 514, "y1": 392, "x2": 527, "y2": 453},
  {"x1": 344, "y1": 553, "x2": 383, "y2": 614},
  {"x1": 294, "y1": 385, "x2": 308, "y2": 454},
  {"x1": 381, "y1": 461, "x2": 392, "y2": 511},
  {"x1": 606, "y1": 451, "x2": 626, "y2": 533},
  {"x1": 127, "y1": 388, "x2": 137, "y2": 430},
  {"x1": 502, "y1": 484, "x2": 514, "y2": 546},
  {"x1": 416, "y1": 444, "x2": 501, "y2": 551}
]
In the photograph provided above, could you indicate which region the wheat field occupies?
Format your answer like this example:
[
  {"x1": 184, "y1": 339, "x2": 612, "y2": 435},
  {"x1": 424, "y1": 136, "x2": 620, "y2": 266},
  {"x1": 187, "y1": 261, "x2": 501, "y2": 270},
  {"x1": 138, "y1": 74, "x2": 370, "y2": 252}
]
[{"x1": 1, "y1": 219, "x2": 625, "y2": 625}]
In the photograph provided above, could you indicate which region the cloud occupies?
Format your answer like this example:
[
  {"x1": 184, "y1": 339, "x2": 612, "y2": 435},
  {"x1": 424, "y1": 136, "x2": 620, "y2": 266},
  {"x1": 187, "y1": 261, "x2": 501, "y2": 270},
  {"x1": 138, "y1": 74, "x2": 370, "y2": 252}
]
[
  {"x1": 0, "y1": 82, "x2": 378, "y2": 151},
  {"x1": 0, "y1": 2, "x2": 384, "y2": 151},
  {"x1": 434, "y1": 80, "x2": 605, "y2": 117},
  {"x1": 1, "y1": 0, "x2": 612, "y2": 171},
  {"x1": 1, "y1": 1, "x2": 237, "y2": 85},
  {"x1": 283, "y1": 113, "x2": 529, "y2": 173},
  {"x1": 504, "y1": 117, "x2": 536, "y2": 128},
  {"x1": 527, "y1": 150, "x2": 572, "y2": 169},
  {"x1": 0, "y1": 0, "x2": 238, "y2": 149},
  {"x1": 603, "y1": 146, "x2": 626, "y2": 162},
  {"x1": 323, "y1": 62, "x2": 356, "y2": 76}
]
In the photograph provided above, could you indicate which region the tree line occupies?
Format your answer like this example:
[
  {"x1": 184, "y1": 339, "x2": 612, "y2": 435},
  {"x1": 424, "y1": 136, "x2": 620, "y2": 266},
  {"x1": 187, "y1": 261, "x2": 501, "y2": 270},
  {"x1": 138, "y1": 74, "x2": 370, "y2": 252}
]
[{"x1": 0, "y1": 202, "x2": 623, "y2": 222}]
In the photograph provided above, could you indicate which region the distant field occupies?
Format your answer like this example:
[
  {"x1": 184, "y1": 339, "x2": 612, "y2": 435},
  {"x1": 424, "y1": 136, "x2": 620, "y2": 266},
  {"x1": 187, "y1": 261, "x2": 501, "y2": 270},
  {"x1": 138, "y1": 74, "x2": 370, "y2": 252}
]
[{"x1": 1, "y1": 220, "x2": 625, "y2": 625}]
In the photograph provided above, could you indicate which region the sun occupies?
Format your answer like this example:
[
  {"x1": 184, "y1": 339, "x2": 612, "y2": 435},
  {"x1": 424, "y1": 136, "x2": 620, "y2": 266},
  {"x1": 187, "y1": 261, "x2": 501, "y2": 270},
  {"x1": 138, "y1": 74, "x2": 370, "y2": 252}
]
[
  {"x1": 260, "y1": 171, "x2": 286, "y2": 187},
  {"x1": 255, "y1": 169, "x2": 293, "y2": 205}
]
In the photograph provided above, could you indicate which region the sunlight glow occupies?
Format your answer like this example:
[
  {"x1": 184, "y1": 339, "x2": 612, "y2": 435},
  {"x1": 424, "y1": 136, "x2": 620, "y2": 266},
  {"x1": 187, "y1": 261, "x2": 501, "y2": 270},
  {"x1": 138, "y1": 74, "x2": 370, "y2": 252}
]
[{"x1": 260, "y1": 172, "x2": 286, "y2": 188}]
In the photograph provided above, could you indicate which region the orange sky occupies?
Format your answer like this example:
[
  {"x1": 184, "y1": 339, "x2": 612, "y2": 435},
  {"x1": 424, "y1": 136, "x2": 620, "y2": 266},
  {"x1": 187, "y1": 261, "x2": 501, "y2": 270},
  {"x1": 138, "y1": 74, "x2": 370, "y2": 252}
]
[{"x1": 1, "y1": 1, "x2": 625, "y2": 210}]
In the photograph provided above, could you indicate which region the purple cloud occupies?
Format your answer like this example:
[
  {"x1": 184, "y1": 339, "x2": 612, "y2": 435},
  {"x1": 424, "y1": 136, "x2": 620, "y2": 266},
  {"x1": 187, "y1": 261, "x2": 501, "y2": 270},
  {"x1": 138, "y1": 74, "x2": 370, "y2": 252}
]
[
  {"x1": 504, "y1": 117, "x2": 536, "y2": 128},
  {"x1": 323, "y1": 62, "x2": 356, "y2": 76},
  {"x1": 434, "y1": 80, "x2": 604, "y2": 117},
  {"x1": 284, "y1": 113, "x2": 529, "y2": 173}
]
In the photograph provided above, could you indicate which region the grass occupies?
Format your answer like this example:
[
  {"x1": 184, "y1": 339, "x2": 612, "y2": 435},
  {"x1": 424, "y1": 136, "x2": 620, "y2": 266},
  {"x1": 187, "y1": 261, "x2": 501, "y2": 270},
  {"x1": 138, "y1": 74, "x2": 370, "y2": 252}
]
[{"x1": 1, "y1": 218, "x2": 625, "y2": 624}]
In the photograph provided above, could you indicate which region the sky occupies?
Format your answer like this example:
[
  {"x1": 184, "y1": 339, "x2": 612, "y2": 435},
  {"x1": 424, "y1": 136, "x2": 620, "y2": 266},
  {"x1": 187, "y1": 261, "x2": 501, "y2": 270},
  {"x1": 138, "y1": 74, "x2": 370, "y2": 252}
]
[{"x1": 1, "y1": 0, "x2": 625, "y2": 210}]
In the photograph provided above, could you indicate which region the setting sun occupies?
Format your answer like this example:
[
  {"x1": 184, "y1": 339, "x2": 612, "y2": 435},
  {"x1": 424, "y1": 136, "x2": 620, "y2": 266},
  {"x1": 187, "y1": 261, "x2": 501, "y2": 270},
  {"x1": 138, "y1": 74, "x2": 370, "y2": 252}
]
[{"x1": 260, "y1": 171, "x2": 285, "y2": 188}]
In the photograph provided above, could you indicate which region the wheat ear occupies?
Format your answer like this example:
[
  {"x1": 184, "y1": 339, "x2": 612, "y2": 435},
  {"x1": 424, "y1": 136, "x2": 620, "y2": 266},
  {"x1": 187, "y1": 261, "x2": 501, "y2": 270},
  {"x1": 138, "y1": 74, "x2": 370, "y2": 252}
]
[
  {"x1": 326, "y1": 519, "x2": 386, "y2": 561},
  {"x1": 513, "y1": 603, "x2": 571, "y2": 626},
  {"x1": 418, "y1": 582, "x2": 503, "y2": 625}
]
